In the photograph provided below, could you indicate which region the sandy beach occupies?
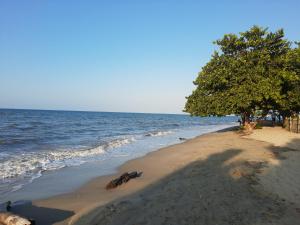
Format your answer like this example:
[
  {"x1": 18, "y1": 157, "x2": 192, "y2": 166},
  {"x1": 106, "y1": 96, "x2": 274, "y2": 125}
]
[
  {"x1": 2, "y1": 2, "x2": 300, "y2": 225},
  {"x1": 9, "y1": 127, "x2": 300, "y2": 225}
]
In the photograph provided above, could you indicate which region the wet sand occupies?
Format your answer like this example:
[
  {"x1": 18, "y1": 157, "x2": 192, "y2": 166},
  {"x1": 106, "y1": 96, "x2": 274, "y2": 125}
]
[{"x1": 9, "y1": 127, "x2": 300, "y2": 225}]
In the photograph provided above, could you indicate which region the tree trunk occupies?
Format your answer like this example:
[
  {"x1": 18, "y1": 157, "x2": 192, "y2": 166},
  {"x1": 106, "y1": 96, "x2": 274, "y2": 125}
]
[
  {"x1": 242, "y1": 111, "x2": 256, "y2": 133},
  {"x1": 241, "y1": 112, "x2": 251, "y2": 126}
]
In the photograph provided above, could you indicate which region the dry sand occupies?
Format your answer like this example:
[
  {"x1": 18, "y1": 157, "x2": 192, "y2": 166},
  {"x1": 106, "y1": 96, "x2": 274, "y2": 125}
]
[{"x1": 10, "y1": 127, "x2": 300, "y2": 225}]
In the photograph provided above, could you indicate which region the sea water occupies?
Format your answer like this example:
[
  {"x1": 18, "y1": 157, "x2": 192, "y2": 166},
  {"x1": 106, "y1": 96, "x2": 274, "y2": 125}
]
[{"x1": 0, "y1": 109, "x2": 238, "y2": 202}]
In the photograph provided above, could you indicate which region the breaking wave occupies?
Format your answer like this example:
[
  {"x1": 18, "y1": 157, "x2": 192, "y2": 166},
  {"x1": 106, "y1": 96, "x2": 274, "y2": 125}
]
[
  {"x1": 0, "y1": 137, "x2": 135, "y2": 182},
  {"x1": 145, "y1": 131, "x2": 173, "y2": 137}
]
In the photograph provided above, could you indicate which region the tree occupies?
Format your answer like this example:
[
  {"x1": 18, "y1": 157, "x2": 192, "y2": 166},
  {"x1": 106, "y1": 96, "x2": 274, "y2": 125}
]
[
  {"x1": 184, "y1": 26, "x2": 299, "y2": 125},
  {"x1": 277, "y1": 43, "x2": 300, "y2": 119}
]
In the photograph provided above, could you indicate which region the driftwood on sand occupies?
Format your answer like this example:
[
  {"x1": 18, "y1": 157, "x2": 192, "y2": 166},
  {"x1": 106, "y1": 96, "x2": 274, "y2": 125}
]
[{"x1": 106, "y1": 171, "x2": 143, "y2": 190}]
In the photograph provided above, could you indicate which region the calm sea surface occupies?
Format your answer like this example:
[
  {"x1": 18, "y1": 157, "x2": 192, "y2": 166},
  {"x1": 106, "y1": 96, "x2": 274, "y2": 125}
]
[{"x1": 0, "y1": 109, "x2": 237, "y2": 202}]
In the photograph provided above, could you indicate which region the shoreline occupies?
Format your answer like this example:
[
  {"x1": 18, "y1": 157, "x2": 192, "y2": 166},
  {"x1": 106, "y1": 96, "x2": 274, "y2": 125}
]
[
  {"x1": 1, "y1": 123, "x2": 235, "y2": 203},
  {"x1": 8, "y1": 126, "x2": 300, "y2": 225},
  {"x1": 7, "y1": 127, "x2": 235, "y2": 224}
]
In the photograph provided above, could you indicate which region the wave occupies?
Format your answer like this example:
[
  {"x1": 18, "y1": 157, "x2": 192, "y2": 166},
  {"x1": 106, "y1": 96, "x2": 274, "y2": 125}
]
[
  {"x1": 103, "y1": 137, "x2": 135, "y2": 149},
  {"x1": 0, "y1": 137, "x2": 135, "y2": 181},
  {"x1": 145, "y1": 131, "x2": 173, "y2": 137}
]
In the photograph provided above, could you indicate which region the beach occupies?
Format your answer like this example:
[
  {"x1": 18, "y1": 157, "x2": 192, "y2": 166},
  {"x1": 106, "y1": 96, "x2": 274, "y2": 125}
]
[
  {"x1": 0, "y1": 110, "x2": 237, "y2": 202},
  {"x1": 8, "y1": 126, "x2": 300, "y2": 225},
  {"x1": 2, "y1": 2, "x2": 300, "y2": 225}
]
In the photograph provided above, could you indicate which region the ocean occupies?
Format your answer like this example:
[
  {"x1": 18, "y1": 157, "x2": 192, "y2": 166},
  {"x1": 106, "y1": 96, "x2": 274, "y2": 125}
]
[{"x1": 0, "y1": 109, "x2": 237, "y2": 202}]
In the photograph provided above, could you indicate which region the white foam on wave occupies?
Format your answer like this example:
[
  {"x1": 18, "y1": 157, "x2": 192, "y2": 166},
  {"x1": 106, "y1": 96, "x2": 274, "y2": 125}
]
[
  {"x1": 104, "y1": 137, "x2": 135, "y2": 149},
  {"x1": 145, "y1": 131, "x2": 173, "y2": 137},
  {"x1": 11, "y1": 184, "x2": 24, "y2": 192},
  {"x1": 0, "y1": 137, "x2": 135, "y2": 181}
]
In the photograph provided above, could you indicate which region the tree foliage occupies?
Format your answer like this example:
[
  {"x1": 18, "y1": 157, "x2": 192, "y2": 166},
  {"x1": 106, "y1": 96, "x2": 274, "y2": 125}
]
[{"x1": 184, "y1": 26, "x2": 300, "y2": 123}]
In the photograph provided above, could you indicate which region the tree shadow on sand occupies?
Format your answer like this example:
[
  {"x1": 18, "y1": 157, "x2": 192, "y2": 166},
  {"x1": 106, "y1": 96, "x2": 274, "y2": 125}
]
[
  {"x1": 76, "y1": 146, "x2": 299, "y2": 225},
  {"x1": 10, "y1": 202, "x2": 74, "y2": 225}
]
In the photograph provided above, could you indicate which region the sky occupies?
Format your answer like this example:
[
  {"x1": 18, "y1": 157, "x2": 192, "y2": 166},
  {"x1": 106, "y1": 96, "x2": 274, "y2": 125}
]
[{"x1": 0, "y1": 1, "x2": 300, "y2": 114}]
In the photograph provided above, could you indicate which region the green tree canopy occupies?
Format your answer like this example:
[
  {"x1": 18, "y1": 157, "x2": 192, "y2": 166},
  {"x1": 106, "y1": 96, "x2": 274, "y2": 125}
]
[
  {"x1": 278, "y1": 44, "x2": 300, "y2": 116},
  {"x1": 184, "y1": 26, "x2": 300, "y2": 123}
]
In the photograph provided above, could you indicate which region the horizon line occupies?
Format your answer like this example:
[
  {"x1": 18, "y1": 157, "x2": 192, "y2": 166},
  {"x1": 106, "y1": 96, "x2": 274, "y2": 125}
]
[{"x1": 0, "y1": 107, "x2": 188, "y2": 116}]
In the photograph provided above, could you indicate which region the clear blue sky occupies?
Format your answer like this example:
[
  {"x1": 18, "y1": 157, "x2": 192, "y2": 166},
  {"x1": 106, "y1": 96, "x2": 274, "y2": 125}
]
[{"x1": 0, "y1": 1, "x2": 299, "y2": 114}]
